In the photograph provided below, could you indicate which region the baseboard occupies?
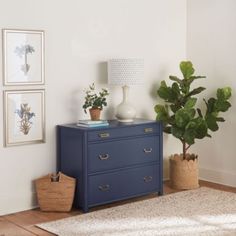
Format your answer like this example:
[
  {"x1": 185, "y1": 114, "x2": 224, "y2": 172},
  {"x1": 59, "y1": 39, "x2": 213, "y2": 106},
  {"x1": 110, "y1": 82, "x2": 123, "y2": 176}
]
[
  {"x1": 163, "y1": 166, "x2": 169, "y2": 180},
  {"x1": 0, "y1": 192, "x2": 38, "y2": 216},
  {"x1": 199, "y1": 167, "x2": 236, "y2": 187}
]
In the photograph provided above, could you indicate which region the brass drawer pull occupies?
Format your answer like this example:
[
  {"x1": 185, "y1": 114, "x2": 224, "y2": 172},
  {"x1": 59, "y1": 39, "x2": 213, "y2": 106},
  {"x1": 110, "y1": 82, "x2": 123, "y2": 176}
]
[
  {"x1": 99, "y1": 133, "x2": 110, "y2": 138},
  {"x1": 144, "y1": 176, "x2": 153, "y2": 182},
  {"x1": 99, "y1": 154, "x2": 110, "y2": 160},
  {"x1": 144, "y1": 148, "x2": 153, "y2": 153},
  {"x1": 98, "y1": 184, "x2": 110, "y2": 192},
  {"x1": 144, "y1": 127, "x2": 153, "y2": 133}
]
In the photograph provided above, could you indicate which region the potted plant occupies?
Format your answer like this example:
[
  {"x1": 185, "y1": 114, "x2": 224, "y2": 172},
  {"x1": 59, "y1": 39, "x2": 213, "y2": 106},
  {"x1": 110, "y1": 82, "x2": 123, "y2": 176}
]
[
  {"x1": 154, "y1": 61, "x2": 232, "y2": 189},
  {"x1": 83, "y1": 83, "x2": 109, "y2": 120}
]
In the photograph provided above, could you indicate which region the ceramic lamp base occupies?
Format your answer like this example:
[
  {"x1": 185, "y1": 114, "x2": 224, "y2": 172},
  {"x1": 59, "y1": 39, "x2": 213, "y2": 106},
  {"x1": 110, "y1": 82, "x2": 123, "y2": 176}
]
[
  {"x1": 116, "y1": 102, "x2": 136, "y2": 122},
  {"x1": 115, "y1": 86, "x2": 136, "y2": 122}
]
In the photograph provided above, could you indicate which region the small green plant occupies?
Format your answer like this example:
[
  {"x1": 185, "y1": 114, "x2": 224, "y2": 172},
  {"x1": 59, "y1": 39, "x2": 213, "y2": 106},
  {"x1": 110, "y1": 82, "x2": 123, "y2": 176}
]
[
  {"x1": 154, "y1": 61, "x2": 232, "y2": 160},
  {"x1": 83, "y1": 83, "x2": 109, "y2": 113}
]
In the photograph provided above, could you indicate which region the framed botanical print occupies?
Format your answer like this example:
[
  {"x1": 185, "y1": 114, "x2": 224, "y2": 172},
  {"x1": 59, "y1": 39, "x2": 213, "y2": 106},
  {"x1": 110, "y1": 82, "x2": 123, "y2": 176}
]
[
  {"x1": 2, "y1": 29, "x2": 44, "y2": 86},
  {"x1": 4, "y1": 89, "x2": 45, "y2": 147}
]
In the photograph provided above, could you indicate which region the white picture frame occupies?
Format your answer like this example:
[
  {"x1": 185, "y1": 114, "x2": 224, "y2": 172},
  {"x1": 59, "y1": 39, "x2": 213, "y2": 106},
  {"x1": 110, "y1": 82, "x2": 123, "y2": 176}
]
[
  {"x1": 4, "y1": 89, "x2": 45, "y2": 147},
  {"x1": 2, "y1": 29, "x2": 44, "y2": 86}
]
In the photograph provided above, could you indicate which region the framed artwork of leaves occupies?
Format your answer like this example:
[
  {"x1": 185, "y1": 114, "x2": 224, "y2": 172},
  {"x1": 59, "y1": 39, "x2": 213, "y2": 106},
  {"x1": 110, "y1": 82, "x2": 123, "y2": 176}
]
[
  {"x1": 2, "y1": 29, "x2": 44, "y2": 86},
  {"x1": 4, "y1": 89, "x2": 45, "y2": 147}
]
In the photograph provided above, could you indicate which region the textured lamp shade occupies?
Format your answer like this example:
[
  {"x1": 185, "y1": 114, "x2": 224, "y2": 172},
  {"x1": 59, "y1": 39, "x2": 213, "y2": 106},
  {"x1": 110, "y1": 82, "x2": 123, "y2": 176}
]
[
  {"x1": 108, "y1": 58, "x2": 144, "y2": 85},
  {"x1": 108, "y1": 58, "x2": 144, "y2": 122}
]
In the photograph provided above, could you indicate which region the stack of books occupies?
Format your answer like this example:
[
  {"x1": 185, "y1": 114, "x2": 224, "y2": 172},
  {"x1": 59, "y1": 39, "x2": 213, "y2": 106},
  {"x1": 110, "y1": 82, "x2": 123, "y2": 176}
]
[{"x1": 77, "y1": 120, "x2": 109, "y2": 128}]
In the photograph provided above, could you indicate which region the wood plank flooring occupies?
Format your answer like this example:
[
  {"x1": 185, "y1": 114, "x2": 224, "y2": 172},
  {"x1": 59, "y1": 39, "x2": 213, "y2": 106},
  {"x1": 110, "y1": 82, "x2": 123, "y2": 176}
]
[{"x1": 1, "y1": 180, "x2": 235, "y2": 236}]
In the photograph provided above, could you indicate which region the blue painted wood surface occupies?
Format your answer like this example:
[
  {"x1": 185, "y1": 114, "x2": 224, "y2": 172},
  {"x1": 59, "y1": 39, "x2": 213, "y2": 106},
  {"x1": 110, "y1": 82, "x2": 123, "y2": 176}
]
[{"x1": 57, "y1": 119, "x2": 163, "y2": 212}]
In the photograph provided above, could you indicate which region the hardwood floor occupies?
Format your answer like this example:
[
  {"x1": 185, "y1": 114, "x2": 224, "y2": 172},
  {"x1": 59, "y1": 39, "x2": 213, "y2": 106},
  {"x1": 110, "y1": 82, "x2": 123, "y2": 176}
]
[{"x1": 1, "y1": 180, "x2": 235, "y2": 236}]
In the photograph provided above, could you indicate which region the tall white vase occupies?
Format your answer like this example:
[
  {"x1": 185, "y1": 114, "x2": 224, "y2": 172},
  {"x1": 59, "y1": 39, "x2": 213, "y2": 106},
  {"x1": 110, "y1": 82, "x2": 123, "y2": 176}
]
[{"x1": 116, "y1": 85, "x2": 136, "y2": 122}]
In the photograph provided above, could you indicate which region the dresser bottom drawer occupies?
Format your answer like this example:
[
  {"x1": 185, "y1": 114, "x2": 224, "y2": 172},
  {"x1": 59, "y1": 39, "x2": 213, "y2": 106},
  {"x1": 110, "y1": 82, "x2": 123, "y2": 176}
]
[{"x1": 88, "y1": 164, "x2": 160, "y2": 206}]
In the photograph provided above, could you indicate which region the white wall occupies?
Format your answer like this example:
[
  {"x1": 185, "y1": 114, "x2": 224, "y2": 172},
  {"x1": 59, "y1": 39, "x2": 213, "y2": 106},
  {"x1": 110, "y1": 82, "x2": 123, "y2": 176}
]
[
  {"x1": 0, "y1": 0, "x2": 186, "y2": 215},
  {"x1": 187, "y1": 0, "x2": 236, "y2": 187}
]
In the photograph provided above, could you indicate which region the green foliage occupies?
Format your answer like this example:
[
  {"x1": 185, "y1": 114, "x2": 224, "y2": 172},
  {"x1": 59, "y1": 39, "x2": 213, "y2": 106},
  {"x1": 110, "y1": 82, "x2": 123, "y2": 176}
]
[
  {"x1": 154, "y1": 61, "x2": 232, "y2": 159},
  {"x1": 83, "y1": 83, "x2": 109, "y2": 113}
]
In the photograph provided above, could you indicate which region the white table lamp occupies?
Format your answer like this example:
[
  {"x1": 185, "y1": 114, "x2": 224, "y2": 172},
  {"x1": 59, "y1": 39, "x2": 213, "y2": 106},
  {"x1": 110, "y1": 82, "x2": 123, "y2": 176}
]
[{"x1": 108, "y1": 58, "x2": 144, "y2": 122}]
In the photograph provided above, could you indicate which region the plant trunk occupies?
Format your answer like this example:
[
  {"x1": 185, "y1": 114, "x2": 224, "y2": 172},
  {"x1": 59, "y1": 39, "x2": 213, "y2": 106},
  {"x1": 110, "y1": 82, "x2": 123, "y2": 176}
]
[{"x1": 183, "y1": 141, "x2": 186, "y2": 160}]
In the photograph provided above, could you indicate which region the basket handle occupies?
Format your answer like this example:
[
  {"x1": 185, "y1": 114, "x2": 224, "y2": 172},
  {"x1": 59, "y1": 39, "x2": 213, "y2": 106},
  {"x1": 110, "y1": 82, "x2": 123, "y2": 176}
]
[
  {"x1": 50, "y1": 172, "x2": 61, "y2": 182},
  {"x1": 50, "y1": 172, "x2": 75, "y2": 183}
]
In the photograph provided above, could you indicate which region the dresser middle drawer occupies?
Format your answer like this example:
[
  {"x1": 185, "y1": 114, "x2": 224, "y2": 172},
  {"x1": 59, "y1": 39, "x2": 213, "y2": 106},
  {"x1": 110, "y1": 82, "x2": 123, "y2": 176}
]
[{"x1": 88, "y1": 136, "x2": 159, "y2": 173}]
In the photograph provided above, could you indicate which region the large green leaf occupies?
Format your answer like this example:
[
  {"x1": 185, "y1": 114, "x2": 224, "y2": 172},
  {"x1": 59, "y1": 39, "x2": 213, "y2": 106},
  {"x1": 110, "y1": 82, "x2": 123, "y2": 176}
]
[
  {"x1": 206, "y1": 98, "x2": 216, "y2": 113},
  {"x1": 187, "y1": 108, "x2": 196, "y2": 118},
  {"x1": 184, "y1": 118, "x2": 208, "y2": 142},
  {"x1": 217, "y1": 87, "x2": 232, "y2": 100},
  {"x1": 186, "y1": 121, "x2": 196, "y2": 130},
  {"x1": 175, "y1": 109, "x2": 191, "y2": 128},
  {"x1": 189, "y1": 76, "x2": 206, "y2": 80},
  {"x1": 194, "y1": 118, "x2": 208, "y2": 139},
  {"x1": 164, "y1": 126, "x2": 172, "y2": 134},
  {"x1": 170, "y1": 104, "x2": 181, "y2": 113},
  {"x1": 187, "y1": 87, "x2": 206, "y2": 97},
  {"x1": 160, "y1": 80, "x2": 167, "y2": 87},
  {"x1": 197, "y1": 108, "x2": 203, "y2": 117},
  {"x1": 184, "y1": 98, "x2": 197, "y2": 109},
  {"x1": 206, "y1": 133, "x2": 212, "y2": 138},
  {"x1": 206, "y1": 114, "x2": 219, "y2": 132},
  {"x1": 180, "y1": 61, "x2": 195, "y2": 80},
  {"x1": 171, "y1": 125, "x2": 184, "y2": 139},
  {"x1": 154, "y1": 104, "x2": 169, "y2": 122},
  {"x1": 172, "y1": 82, "x2": 180, "y2": 96},
  {"x1": 154, "y1": 104, "x2": 165, "y2": 113},
  {"x1": 216, "y1": 117, "x2": 225, "y2": 122},
  {"x1": 157, "y1": 81, "x2": 178, "y2": 102},
  {"x1": 168, "y1": 115, "x2": 176, "y2": 125},
  {"x1": 183, "y1": 129, "x2": 195, "y2": 145},
  {"x1": 169, "y1": 76, "x2": 183, "y2": 85},
  {"x1": 185, "y1": 76, "x2": 206, "y2": 88},
  {"x1": 215, "y1": 100, "x2": 231, "y2": 112},
  {"x1": 180, "y1": 83, "x2": 188, "y2": 94},
  {"x1": 157, "y1": 81, "x2": 169, "y2": 100}
]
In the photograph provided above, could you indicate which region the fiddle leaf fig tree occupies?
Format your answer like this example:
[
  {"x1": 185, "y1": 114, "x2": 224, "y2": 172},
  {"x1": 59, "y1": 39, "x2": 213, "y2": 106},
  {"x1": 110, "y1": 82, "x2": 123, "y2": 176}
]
[{"x1": 155, "y1": 61, "x2": 232, "y2": 160}]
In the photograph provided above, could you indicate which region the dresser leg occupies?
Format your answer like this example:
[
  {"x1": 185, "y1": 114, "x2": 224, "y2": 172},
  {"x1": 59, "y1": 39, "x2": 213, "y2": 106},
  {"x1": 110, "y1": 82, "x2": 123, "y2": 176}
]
[
  {"x1": 82, "y1": 205, "x2": 89, "y2": 213},
  {"x1": 158, "y1": 189, "x2": 163, "y2": 196}
]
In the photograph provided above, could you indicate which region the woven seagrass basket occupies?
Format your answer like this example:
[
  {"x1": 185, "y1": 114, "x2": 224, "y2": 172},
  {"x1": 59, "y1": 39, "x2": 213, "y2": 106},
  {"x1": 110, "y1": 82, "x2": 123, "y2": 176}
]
[
  {"x1": 35, "y1": 172, "x2": 76, "y2": 212},
  {"x1": 169, "y1": 154, "x2": 199, "y2": 190}
]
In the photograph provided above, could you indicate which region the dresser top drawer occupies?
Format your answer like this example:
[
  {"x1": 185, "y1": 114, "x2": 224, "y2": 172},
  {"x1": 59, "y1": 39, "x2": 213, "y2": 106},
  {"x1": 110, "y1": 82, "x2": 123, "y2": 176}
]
[
  {"x1": 88, "y1": 122, "x2": 160, "y2": 142},
  {"x1": 58, "y1": 119, "x2": 161, "y2": 141}
]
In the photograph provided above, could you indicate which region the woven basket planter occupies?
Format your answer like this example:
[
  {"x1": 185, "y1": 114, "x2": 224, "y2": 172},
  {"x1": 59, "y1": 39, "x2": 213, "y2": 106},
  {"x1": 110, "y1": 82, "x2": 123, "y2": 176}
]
[
  {"x1": 169, "y1": 154, "x2": 199, "y2": 190},
  {"x1": 35, "y1": 172, "x2": 76, "y2": 212}
]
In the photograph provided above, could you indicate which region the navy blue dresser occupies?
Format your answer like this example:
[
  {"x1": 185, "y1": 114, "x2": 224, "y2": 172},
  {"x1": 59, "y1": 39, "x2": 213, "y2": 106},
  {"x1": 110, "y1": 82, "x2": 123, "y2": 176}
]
[{"x1": 57, "y1": 119, "x2": 163, "y2": 212}]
